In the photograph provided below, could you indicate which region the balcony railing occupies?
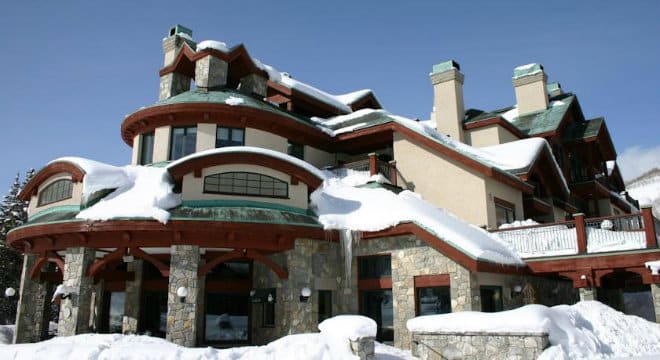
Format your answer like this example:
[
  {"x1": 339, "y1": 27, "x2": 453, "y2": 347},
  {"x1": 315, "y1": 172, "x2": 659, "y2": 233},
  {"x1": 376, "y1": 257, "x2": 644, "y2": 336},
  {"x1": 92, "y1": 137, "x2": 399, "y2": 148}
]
[
  {"x1": 325, "y1": 153, "x2": 398, "y2": 186},
  {"x1": 492, "y1": 208, "x2": 658, "y2": 258}
]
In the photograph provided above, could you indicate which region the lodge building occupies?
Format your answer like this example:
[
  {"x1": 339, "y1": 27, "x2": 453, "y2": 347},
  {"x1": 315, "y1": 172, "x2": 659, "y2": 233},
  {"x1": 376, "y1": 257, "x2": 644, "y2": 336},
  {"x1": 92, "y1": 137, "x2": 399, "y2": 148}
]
[{"x1": 7, "y1": 25, "x2": 660, "y2": 349}]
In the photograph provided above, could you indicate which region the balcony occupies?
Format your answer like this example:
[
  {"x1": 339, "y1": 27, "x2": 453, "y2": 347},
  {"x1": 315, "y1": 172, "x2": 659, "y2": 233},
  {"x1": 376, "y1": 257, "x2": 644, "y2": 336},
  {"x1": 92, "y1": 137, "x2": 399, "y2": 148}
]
[
  {"x1": 491, "y1": 208, "x2": 659, "y2": 259},
  {"x1": 324, "y1": 153, "x2": 399, "y2": 186}
]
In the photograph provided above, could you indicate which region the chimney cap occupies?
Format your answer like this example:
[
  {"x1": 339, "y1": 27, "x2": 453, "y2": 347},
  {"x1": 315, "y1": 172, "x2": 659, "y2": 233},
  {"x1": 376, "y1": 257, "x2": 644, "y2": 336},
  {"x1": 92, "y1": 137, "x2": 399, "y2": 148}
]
[
  {"x1": 431, "y1": 60, "x2": 461, "y2": 75},
  {"x1": 513, "y1": 63, "x2": 544, "y2": 79},
  {"x1": 547, "y1": 82, "x2": 562, "y2": 96},
  {"x1": 168, "y1": 24, "x2": 193, "y2": 39}
]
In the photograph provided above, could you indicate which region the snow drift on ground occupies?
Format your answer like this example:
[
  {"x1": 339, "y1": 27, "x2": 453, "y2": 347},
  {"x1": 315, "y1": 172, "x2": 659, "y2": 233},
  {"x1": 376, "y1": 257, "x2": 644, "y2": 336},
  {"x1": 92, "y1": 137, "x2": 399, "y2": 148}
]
[
  {"x1": 0, "y1": 315, "x2": 412, "y2": 360},
  {"x1": 407, "y1": 301, "x2": 660, "y2": 359},
  {"x1": 51, "y1": 157, "x2": 181, "y2": 224},
  {"x1": 310, "y1": 174, "x2": 523, "y2": 266}
]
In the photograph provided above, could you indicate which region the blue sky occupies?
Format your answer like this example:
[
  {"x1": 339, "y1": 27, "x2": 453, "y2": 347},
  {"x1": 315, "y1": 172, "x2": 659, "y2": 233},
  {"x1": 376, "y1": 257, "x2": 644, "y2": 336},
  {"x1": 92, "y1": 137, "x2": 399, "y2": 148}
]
[{"x1": 1, "y1": 1, "x2": 659, "y2": 189}]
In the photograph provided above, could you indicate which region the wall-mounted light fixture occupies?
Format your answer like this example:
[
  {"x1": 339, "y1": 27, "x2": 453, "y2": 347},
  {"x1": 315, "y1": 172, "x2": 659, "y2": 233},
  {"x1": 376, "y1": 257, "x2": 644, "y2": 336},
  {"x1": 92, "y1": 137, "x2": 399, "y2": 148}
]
[
  {"x1": 511, "y1": 284, "x2": 522, "y2": 298},
  {"x1": 4, "y1": 287, "x2": 16, "y2": 298},
  {"x1": 267, "y1": 293, "x2": 274, "y2": 303},
  {"x1": 299, "y1": 287, "x2": 311, "y2": 302},
  {"x1": 122, "y1": 248, "x2": 134, "y2": 263},
  {"x1": 177, "y1": 286, "x2": 188, "y2": 303},
  {"x1": 580, "y1": 275, "x2": 587, "y2": 280},
  {"x1": 52, "y1": 284, "x2": 73, "y2": 302}
]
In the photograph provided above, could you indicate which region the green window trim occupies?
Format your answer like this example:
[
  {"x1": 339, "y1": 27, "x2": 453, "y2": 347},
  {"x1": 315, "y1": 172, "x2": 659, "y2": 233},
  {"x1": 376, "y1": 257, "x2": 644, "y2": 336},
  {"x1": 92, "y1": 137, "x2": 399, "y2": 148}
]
[
  {"x1": 38, "y1": 179, "x2": 73, "y2": 207},
  {"x1": 203, "y1": 172, "x2": 289, "y2": 199}
]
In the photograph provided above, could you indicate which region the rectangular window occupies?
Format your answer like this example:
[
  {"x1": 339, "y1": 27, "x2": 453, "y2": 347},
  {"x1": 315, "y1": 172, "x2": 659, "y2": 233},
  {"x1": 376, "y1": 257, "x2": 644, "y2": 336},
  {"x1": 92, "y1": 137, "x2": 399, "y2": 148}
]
[
  {"x1": 169, "y1": 126, "x2": 197, "y2": 160},
  {"x1": 416, "y1": 287, "x2": 451, "y2": 316},
  {"x1": 360, "y1": 289, "x2": 393, "y2": 343},
  {"x1": 318, "y1": 290, "x2": 332, "y2": 324},
  {"x1": 358, "y1": 256, "x2": 392, "y2": 279},
  {"x1": 480, "y1": 286, "x2": 503, "y2": 312},
  {"x1": 138, "y1": 132, "x2": 155, "y2": 165},
  {"x1": 216, "y1": 127, "x2": 245, "y2": 148},
  {"x1": 494, "y1": 197, "x2": 516, "y2": 227},
  {"x1": 287, "y1": 141, "x2": 304, "y2": 160},
  {"x1": 140, "y1": 291, "x2": 168, "y2": 338},
  {"x1": 204, "y1": 172, "x2": 288, "y2": 198},
  {"x1": 205, "y1": 292, "x2": 249, "y2": 342},
  {"x1": 263, "y1": 301, "x2": 275, "y2": 327}
]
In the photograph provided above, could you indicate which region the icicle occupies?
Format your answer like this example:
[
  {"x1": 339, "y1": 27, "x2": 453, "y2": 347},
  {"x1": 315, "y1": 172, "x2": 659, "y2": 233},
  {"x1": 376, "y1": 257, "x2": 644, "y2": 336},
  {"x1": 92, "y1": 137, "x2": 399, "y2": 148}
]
[{"x1": 339, "y1": 228, "x2": 361, "y2": 288}]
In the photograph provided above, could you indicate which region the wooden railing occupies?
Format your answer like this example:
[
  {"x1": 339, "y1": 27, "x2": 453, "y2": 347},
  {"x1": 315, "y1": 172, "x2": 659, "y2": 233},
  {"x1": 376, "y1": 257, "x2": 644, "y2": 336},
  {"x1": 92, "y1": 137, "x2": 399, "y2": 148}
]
[
  {"x1": 492, "y1": 207, "x2": 658, "y2": 258},
  {"x1": 325, "y1": 153, "x2": 398, "y2": 186}
]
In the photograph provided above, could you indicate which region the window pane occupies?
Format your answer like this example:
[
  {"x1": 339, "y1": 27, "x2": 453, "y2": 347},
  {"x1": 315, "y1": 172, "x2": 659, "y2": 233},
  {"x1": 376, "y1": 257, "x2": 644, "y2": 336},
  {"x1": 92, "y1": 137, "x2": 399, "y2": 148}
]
[
  {"x1": 416, "y1": 287, "x2": 451, "y2": 316},
  {"x1": 205, "y1": 293, "x2": 249, "y2": 342},
  {"x1": 360, "y1": 290, "x2": 393, "y2": 343},
  {"x1": 318, "y1": 290, "x2": 332, "y2": 324},
  {"x1": 170, "y1": 126, "x2": 196, "y2": 160},
  {"x1": 139, "y1": 132, "x2": 155, "y2": 165},
  {"x1": 109, "y1": 292, "x2": 126, "y2": 333},
  {"x1": 358, "y1": 256, "x2": 392, "y2": 279},
  {"x1": 232, "y1": 129, "x2": 244, "y2": 143},
  {"x1": 38, "y1": 179, "x2": 73, "y2": 206},
  {"x1": 203, "y1": 172, "x2": 288, "y2": 198}
]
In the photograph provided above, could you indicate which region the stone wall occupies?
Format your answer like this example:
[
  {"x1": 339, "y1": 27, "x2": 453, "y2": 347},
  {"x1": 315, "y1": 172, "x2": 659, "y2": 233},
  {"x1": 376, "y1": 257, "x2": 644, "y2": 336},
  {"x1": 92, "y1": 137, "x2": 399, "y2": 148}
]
[
  {"x1": 166, "y1": 245, "x2": 200, "y2": 347},
  {"x1": 352, "y1": 235, "x2": 475, "y2": 349},
  {"x1": 13, "y1": 255, "x2": 51, "y2": 343},
  {"x1": 579, "y1": 287, "x2": 597, "y2": 301},
  {"x1": 350, "y1": 337, "x2": 376, "y2": 360},
  {"x1": 58, "y1": 247, "x2": 96, "y2": 337},
  {"x1": 122, "y1": 260, "x2": 143, "y2": 334},
  {"x1": 651, "y1": 283, "x2": 660, "y2": 323},
  {"x1": 411, "y1": 331, "x2": 549, "y2": 360},
  {"x1": 476, "y1": 272, "x2": 578, "y2": 309}
]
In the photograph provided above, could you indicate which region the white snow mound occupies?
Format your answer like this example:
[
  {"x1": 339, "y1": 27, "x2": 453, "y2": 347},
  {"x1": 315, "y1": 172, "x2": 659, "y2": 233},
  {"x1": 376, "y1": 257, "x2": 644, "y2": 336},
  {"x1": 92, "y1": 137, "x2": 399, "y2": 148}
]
[{"x1": 318, "y1": 315, "x2": 377, "y2": 341}]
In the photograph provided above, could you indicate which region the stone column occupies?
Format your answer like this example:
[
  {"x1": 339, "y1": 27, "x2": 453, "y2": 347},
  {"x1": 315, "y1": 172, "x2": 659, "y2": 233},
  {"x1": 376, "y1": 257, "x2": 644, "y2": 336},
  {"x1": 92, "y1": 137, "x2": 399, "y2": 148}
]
[
  {"x1": 159, "y1": 73, "x2": 191, "y2": 100},
  {"x1": 579, "y1": 287, "x2": 597, "y2": 301},
  {"x1": 91, "y1": 280, "x2": 104, "y2": 332},
  {"x1": 651, "y1": 283, "x2": 660, "y2": 323},
  {"x1": 239, "y1": 74, "x2": 267, "y2": 97},
  {"x1": 195, "y1": 55, "x2": 228, "y2": 89},
  {"x1": 166, "y1": 245, "x2": 200, "y2": 347},
  {"x1": 13, "y1": 255, "x2": 50, "y2": 343},
  {"x1": 283, "y1": 239, "x2": 316, "y2": 334},
  {"x1": 57, "y1": 247, "x2": 96, "y2": 336},
  {"x1": 450, "y1": 267, "x2": 480, "y2": 312},
  {"x1": 122, "y1": 260, "x2": 143, "y2": 334}
]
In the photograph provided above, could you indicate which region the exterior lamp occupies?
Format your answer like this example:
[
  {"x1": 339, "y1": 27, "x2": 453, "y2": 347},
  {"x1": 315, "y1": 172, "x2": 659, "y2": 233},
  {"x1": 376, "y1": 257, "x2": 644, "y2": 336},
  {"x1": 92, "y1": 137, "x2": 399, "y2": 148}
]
[
  {"x1": 511, "y1": 284, "x2": 522, "y2": 298},
  {"x1": 177, "y1": 286, "x2": 189, "y2": 303},
  {"x1": 4, "y1": 287, "x2": 16, "y2": 298},
  {"x1": 267, "y1": 293, "x2": 274, "y2": 303},
  {"x1": 53, "y1": 284, "x2": 73, "y2": 302},
  {"x1": 300, "y1": 287, "x2": 311, "y2": 302},
  {"x1": 249, "y1": 289, "x2": 256, "y2": 297},
  {"x1": 122, "y1": 248, "x2": 134, "y2": 263}
]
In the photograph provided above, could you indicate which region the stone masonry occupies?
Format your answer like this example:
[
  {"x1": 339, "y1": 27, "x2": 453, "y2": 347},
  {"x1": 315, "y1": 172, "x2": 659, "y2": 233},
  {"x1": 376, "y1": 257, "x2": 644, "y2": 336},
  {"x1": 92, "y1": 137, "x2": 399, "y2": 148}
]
[
  {"x1": 239, "y1": 73, "x2": 268, "y2": 97},
  {"x1": 352, "y1": 235, "x2": 476, "y2": 349},
  {"x1": 350, "y1": 336, "x2": 376, "y2": 360},
  {"x1": 651, "y1": 283, "x2": 660, "y2": 323},
  {"x1": 411, "y1": 331, "x2": 550, "y2": 360},
  {"x1": 58, "y1": 247, "x2": 96, "y2": 337},
  {"x1": 579, "y1": 287, "x2": 597, "y2": 301},
  {"x1": 194, "y1": 55, "x2": 228, "y2": 89},
  {"x1": 166, "y1": 245, "x2": 200, "y2": 347},
  {"x1": 13, "y1": 255, "x2": 51, "y2": 343},
  {"x1": 122, "y1": 259, "x2": 143, "y2": 334}
]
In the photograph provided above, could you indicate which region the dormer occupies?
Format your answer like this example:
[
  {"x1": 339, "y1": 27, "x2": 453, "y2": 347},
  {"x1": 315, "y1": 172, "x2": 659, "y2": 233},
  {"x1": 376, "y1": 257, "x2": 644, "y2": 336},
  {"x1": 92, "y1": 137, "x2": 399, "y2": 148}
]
[{"x1": 20, "y1": 160, "x2": 86, "y2": 217}]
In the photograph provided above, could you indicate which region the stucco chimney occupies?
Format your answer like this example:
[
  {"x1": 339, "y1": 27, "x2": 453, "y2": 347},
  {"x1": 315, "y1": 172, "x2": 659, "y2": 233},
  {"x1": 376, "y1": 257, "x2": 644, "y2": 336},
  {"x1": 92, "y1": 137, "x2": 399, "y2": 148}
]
[
  {"x1": 159, "y1": 25, "x2": 196, "y2": 100},
  {"x1": 512, "y1": 63, "x2": 549, "y2": 116},
  {"x1": 430, "y1": 60, "x2": 465, "y2": 142}
]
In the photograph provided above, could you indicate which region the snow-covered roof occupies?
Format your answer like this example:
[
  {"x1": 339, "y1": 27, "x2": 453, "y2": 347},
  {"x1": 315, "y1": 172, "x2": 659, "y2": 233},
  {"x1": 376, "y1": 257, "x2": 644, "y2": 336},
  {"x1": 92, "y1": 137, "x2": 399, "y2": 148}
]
[
  {"x1": 310, "y1": 174, "x2": 524, "y2": 265},
  {"x1": 166, "y1": 146, "x2": 328, "y2": 181},
  {"x1": 334, "y1": 89, "x2": 375, "y2": 106}
]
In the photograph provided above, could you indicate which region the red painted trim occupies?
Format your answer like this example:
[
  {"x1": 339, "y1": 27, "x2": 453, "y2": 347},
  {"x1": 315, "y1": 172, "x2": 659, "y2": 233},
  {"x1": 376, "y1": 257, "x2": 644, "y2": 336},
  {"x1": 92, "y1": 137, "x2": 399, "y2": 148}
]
[
  {"x1": 414, "y1": 274, "x2": 450, "y2": 287},
  {"x1": 20, "y1": 162, "x2": 85, "y2": 201},
  {"x1": 130, "y1": 247, "x2": 170, "y2": 277},
  {"x1": 641, "y1": 207, "x2": 657, "y2": 248},
  {"x1": 87, "y1": 247, "x2": 126, "y2": 277},
  {"x1": 167, "y1": 151, "x2": 323, "y2": 190},
  {"x1": 199, "y1": 248, "x2": 287, "y2": 279},
  {"x1": 574, "y1": 214, "x2": 587, "y2": 254},
  {"x1": 358, "y1": 277, "x2": 392, "y2": 290}
]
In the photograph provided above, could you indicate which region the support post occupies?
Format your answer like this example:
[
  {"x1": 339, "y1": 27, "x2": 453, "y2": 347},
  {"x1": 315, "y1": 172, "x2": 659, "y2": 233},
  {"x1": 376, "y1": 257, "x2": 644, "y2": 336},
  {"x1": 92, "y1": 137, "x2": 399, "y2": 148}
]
[
  {"x1": 13, "y1": 255, "x2": 50, "y2": 343},
  {"x1": 641, "y1": 206, "x2": 657, "y2": 248},
  {"x1": 57, "y1": 247, "x2": 96, "y2": 336},
  {"x1": 574, "y1": 213, "x2": 587, "y2": 254},
  {"x1": 166, "y1": 245, "x2": 200, "y2": 347},
  {"x1": 368, "y1": 153, "x2": 378, "y2": 177},
  {"x1": 123, "y1": 260, "x2": 143, "y2": 334},
  {"x1": 389, "y1": 160, "x2": 397, "y2": 187}
]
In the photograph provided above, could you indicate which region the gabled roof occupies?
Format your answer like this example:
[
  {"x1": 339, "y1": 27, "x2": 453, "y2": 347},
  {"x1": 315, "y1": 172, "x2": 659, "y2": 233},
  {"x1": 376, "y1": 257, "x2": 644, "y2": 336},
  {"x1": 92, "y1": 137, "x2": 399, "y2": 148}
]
[{"x1": 464, "y1": 93, "x2": 575, "y2": 136}]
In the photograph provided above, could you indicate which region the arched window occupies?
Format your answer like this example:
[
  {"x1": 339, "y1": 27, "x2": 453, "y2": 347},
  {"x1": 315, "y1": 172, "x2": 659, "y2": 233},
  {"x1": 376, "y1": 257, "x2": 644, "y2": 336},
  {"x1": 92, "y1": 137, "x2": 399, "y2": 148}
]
[
  {"x1": 204, "y1": 172, "x2": 288, "y2": 198},
  {"x1": 38, "y1": 179, "x2": 73, "y2": 206}
]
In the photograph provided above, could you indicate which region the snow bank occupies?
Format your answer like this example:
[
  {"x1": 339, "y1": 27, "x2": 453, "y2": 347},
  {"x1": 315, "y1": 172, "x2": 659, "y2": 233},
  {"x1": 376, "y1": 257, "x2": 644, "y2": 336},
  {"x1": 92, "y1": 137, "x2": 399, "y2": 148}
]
[
  {"x1": 0, "y1": 316, "x2": 391, "y2": 360},
  {"x1": 310, "y1": 176, "x2": 524, "y2": 265},
  {"x1": 406, "y1": 301, "x2": 660, "y2": 360},
  {"x1": 318, "y1": 315, "x2": 377, "y2": 341},
  {"x1": 225, "y1": 96, "x2": 245, "y2": 106}
]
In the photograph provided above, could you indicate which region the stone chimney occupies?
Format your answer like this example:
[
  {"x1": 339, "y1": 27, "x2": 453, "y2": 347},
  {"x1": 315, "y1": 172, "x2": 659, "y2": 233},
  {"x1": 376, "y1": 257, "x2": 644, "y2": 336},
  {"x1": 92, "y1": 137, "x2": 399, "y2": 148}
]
[
  {"x1": 159, "y1": 25, "x2": 196, "y2": 100},
  {"x1": 430, "y1": 60, "x2": 465, "y2": 142},
  {"x1": 512, "y1": 63, "x2": 549, "y2": 116}
]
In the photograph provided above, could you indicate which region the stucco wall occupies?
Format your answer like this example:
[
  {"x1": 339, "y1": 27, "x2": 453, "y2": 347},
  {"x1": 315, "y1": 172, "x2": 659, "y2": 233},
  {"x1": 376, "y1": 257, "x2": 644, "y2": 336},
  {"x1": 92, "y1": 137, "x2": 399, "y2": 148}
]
[
  {"x1": 484, "y1": 177, "x2": 524, "y2": 229},
  {"x1": 305, "y1": 146, "x2": 336, "y2": 169},
  {"x1": 393, "y1": 133, "x2": 489, "y2": 227},
  {"x1": 28, "y1": 173, "x2": 83, "y2": 216},
  {"x1": 131, "y1": 136, "x2": 140, "y2": 166},
  {"x1": 514, "y1": 78, "x2": 549, "y2": 116},
  {"x1": 466, "y1": 125, "x2": 520, "y2": 148},
  {"x1": 153, "y1": 126, "x2": 171, "y2": 163},
  {"x1": 245, "y1": 128, "x2": 287, "y2": 153},
  {"x1": 180, "y1": 164, "x2": 309, "y2": 209},
  {"x1": 196, "y1": 123, "x2": 216, "y2": 152}
]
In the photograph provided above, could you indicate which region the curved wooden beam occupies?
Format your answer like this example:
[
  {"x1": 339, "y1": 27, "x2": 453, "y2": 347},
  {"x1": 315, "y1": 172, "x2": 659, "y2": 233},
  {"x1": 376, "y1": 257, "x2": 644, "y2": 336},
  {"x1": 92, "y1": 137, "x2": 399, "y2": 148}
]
[
  {"x1": 19, "y1": 161, "x2": 85, "y2": 201},
  {"x1": 87, "y1": 247, "x2": 126, "y2": 277},
  {"x1": 46, "y1": 251, "x2": 65, "y2": 273},
  {"x1": 198, "y1": 248, "x2": 288, "y2": 279},
  {"x1": 29, "y1": 256, "x2": 49, "y2": 279},
  {"x1": 28, "y1": 251, "x2": 66, "y2": 279},
  {"x1": 130, "y1": 247, "x2": 170, "y2": 277}
]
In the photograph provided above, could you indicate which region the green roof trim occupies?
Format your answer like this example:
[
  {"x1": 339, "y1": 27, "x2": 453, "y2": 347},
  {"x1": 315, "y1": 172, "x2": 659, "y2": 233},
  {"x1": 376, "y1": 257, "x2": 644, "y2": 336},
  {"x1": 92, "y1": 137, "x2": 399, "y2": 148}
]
[
  {"x1": 547, "y1": 82, "x2": 561, "y2": 93},
  {"x1": 170, "y1": 205, "x2": 321, "y2": 227},
  {"x1": 562, "y1": 117, "x2": 603, "y2": 142},
  {"x1": 28, "y1": 205, "x2": 81, "y2": 223},
  {"x1": 169, "y1": 24, "x2": 192, "y2": 38},
  {"x1": 513, "y1": 63, "x2": 543, "y2": 79},
  {"x1": 180, "y1": 199, "x2": 311, "y2": 216},
  {"x1": 149, "y1": 89, "x2": 317, "y2": 129},
  {"x1": 431, "y1": 60, "x2": 460, "y2": 74}
]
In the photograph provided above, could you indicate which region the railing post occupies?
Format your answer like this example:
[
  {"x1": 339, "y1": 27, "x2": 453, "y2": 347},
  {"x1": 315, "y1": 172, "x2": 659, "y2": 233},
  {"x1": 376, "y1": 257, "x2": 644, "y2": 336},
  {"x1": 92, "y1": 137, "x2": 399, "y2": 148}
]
[
  {"x1": 368, "y1": 153, "x2": 377, "y2": 177},
  {"x1": 574, "y1": 213, "x2": 587, "y2": 254},
  {"x1": 641, "y1": 206, "x2": 657, "y2": 248},
  {"x1": 389, "y1": 160, "x2": 397, "y2": 186}
]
